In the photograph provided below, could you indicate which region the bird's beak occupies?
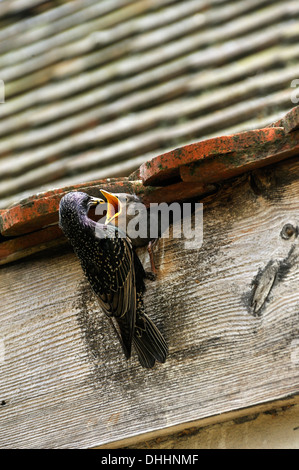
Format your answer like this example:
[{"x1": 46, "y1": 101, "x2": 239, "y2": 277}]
[
  {"x1": 100, "y1": 189, "x2": 121, "y2": 224},
  {"x1": 88, "y1": 196, "x2": 105, "y2": 208}
]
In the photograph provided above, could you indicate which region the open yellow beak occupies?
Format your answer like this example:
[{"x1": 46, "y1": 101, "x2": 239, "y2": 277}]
[{"x1": 100, "y1": 189, "x2": 121, "y2": 224}]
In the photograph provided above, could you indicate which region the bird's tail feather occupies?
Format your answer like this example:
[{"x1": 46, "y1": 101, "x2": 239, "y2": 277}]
[{"x1": 133, "y1": 313, "x2": 168, "y2": 369}]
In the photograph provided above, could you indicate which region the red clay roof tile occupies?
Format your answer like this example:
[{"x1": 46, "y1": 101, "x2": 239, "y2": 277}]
[{"x1": 0, "y1": 105, "x2": 298, "y2": 263}]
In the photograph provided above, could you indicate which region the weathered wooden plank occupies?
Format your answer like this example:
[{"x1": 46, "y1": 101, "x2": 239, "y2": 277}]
[
  {"x1": 117, "y1": 397, "x2": 299, "y2": 449},
  {"x1": 0, "y1": 156, "x2": 298, "y2": 448}
]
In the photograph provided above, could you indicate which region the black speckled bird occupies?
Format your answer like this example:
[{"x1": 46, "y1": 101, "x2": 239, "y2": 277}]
[{"x1": 59, "y1": 191, "x2": 168, "y2": 368}]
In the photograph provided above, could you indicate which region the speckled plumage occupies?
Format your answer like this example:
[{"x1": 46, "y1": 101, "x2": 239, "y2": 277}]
[{"x1": 59, "y1": 191, "x2": 168, "y2": 368}]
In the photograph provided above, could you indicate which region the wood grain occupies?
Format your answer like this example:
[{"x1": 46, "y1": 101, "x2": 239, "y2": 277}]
[
  {"x1": 119, "y1": 397, "x2": 299, "y2": 449},
  {"x1": 0, "y1": 157, "x2": 298, "y2": 448}
]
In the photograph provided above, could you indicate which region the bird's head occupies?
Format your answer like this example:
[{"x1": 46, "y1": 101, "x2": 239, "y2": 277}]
[
  {"x1": 59, "y1": 191, "x2": 105, "y2": 235},
  {"x1": 100, "y1": 190, "x2": 140, "y2": 225}
]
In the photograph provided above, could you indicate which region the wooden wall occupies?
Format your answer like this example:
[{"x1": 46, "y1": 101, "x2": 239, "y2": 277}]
[{"x1": 0, "y1": 156, "x2": 298, "y2": 448}]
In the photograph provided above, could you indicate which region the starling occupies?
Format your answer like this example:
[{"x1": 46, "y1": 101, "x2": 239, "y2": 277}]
[{"x1": 59, "y1": 191, "x2": 168, "y2": 368}]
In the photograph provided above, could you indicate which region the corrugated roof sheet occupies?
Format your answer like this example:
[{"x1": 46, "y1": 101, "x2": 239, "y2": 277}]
[{"x1": 0, "y1": 0, "x2": 299, "y2": 208}]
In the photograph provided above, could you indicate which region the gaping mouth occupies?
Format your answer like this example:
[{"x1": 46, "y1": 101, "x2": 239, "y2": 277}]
[{"x1": 100, "y1": 189, "x2": 121, "y2": 225}]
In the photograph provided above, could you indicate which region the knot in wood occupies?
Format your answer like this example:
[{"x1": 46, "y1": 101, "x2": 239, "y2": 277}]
[{"x1": 280, "y1": 224, "x2": 297, "y2": 240}]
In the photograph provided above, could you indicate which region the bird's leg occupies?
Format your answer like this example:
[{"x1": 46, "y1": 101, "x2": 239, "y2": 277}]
[{"x1": 146, "y1": 239, "x2": 159, "y2": 279}]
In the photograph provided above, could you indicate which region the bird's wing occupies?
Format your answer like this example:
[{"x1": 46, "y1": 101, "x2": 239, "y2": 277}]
[{"x1": 82, "y1": 228, "x2": 136, "y2": 358}]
